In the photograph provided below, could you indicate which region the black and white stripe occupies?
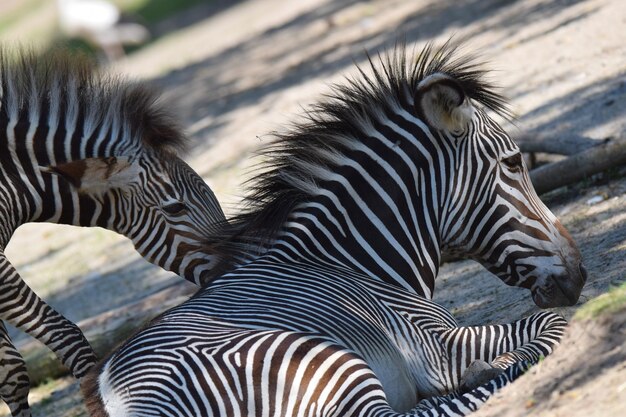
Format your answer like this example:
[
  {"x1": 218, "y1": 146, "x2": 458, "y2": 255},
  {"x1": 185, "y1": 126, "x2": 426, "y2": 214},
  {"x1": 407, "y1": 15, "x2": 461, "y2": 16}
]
[
  {"x1": 88, "y1": 257, "x2": 566, "y2": 416},
  {"x1": 84, "y1": 43, "x2": 582, "y2": 416},
  {"x1": 0, "y1": 48, "x2": 225, "y2": 417}
]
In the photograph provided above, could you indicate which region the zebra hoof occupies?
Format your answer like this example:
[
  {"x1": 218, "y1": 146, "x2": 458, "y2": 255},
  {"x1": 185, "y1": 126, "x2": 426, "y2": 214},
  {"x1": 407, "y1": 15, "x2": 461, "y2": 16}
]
[{"x1": 460, "y1": 360, "x2": 505, "y2": 393}]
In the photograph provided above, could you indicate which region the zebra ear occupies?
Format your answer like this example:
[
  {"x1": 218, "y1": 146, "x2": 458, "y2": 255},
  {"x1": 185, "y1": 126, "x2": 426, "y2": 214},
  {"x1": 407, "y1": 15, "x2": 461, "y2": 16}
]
[
  {"x1": 416, "y1": 73, "x2": 474, "y2": 132},
  {"x1": 41, "y1": 157, "x2": 140, "y2": 194}
]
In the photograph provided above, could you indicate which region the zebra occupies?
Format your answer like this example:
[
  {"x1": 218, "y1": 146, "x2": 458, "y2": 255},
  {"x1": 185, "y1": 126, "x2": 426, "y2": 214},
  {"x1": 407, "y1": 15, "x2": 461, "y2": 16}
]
[
  {"x1": 0, "y1": 48, "x2": 226, "y2": 416},
  {"x1": 84, "y1": 265, "x2": 567, "y2": 417},
  {"x1": 82, "y1": 43, "x2": 585, "y2": 416}
]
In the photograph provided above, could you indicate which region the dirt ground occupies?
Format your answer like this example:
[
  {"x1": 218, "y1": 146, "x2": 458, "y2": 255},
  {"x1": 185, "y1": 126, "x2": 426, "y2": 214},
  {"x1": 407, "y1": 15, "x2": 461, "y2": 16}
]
[
  {"x1": 1, "y1": 0, "x2": 625, "y2": 416},
  {"x1": 475, "y1": 306, "x2": 626, "y2": 417}
]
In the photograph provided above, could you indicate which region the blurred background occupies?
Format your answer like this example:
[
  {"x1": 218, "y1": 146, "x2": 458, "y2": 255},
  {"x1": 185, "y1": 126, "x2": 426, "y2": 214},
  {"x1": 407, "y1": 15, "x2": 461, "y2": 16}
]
[
  {"x1": 0, "y1": 1, "x2": 624, "y2": 416},
  {"x1": 0, "y1": 0, "x2": 218, "y2": 61}
]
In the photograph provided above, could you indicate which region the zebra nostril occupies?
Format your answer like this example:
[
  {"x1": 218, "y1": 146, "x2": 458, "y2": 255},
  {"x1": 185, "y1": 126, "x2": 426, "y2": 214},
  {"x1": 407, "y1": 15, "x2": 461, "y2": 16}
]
[{"x1": 579, "y1": 262, "x2": 588, "y2": 283}]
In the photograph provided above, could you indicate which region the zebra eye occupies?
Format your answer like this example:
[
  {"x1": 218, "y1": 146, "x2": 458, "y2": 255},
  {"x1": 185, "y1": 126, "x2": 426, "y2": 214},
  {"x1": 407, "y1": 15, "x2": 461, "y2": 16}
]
[
  {"x1": 501, "y1": 153, "x2": 523, "y2": 172},
  {"x1": 161, "y1": 201, "x2": 187, "y2": 215}
]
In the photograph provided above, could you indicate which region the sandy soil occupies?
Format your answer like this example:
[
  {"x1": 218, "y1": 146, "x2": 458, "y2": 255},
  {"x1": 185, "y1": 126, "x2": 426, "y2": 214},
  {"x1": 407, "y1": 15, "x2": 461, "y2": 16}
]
[
  {"x1": 1, "y1": 0, "x2": 624, "y2": 415},
  {"x1": 475, "y1": 307, "x2": 626, "y2": 417}
]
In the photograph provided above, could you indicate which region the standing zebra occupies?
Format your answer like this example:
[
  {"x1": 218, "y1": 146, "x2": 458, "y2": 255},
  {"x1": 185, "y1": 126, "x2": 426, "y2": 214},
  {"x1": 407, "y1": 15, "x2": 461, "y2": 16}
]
[
  {"x1": 83, "y1": 43, "x2": 585, "y2": 416},
  {"x1": 0, "y1": 48, "x2": 225, "y2": 416}
]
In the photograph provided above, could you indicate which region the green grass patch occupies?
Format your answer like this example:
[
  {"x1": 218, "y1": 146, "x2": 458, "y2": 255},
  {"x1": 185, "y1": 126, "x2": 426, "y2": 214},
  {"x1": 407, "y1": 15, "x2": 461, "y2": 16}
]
[{"x1": 574, "y1": 281, "x2": 626, "y2": 320}]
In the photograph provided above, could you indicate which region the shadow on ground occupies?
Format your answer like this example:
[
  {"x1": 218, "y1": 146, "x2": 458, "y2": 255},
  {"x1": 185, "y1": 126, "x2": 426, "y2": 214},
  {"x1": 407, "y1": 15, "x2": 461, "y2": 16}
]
[
  {"x1": 9, "y1": 249, "x2": 182, "y2": 347},
  {"x1": 149, "y1": 0, "x2": 599, "y2": 155}
]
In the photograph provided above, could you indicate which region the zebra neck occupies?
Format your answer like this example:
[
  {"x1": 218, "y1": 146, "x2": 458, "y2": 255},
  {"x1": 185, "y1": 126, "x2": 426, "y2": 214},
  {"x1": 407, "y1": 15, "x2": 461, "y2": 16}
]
[
  {"x1": 2, "y1": 110, "x2": 137, "y2": 227},
  {"x1": 275, "y1": 203, "x2": 441, "y2": 298},
  {"x1": 0, "y1": 176, "x2": 122, "y2": 246},
  {"x1": 28, "y1": 186, "x2": 119, "y2": 229}
]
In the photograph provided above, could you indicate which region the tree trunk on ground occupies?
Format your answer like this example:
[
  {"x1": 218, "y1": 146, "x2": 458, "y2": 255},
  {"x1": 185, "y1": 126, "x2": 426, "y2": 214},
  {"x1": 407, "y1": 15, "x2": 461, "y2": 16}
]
[
  {"x1": 515, "y1": 134, "x2": 603, "y2": 155},
  {"x1": 530, "y1": 137, "x2": 626, "y2": 195}
]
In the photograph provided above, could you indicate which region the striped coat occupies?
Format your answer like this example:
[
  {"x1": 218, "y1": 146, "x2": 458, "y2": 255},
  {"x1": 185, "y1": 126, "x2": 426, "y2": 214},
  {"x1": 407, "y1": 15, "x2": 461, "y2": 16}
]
[
  {"x1": 0, "y1": 48, "x2": 225, "y2": 417},
  {"x1": 83, "y1": 43, "x2": 580, "y2": 417}
]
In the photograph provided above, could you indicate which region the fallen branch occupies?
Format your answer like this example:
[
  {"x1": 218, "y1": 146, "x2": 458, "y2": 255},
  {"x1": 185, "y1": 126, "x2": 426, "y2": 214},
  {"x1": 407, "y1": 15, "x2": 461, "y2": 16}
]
[
  {"x1": 515, "y1": 134, "x2": 602, "y2": 155},
  {"x1": 530, "y1": 136, "x2": 626, "y2": 195}
]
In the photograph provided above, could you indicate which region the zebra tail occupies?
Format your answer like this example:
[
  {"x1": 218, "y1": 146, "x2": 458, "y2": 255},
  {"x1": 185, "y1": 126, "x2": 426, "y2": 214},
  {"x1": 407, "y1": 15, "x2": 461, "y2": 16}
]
[{"x1": 80, "y1": 361, "x2": 109, "y2": 417}]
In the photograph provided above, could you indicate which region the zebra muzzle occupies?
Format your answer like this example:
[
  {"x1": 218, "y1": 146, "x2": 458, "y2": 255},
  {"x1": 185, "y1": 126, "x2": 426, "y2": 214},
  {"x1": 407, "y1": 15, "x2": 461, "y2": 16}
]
[{"x1": 533, "y1": 267, "x2": 585, "y2": 308}]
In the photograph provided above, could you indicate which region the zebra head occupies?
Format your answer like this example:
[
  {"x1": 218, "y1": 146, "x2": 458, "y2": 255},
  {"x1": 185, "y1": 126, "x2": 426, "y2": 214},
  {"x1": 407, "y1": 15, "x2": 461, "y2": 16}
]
[
  {"x1": 123, "y1": 152, "x2": 226, "y2": 286},
  {"x1": 44, "y1": 150, "x2": 225, "y2": 286},
  {"x1": 419, "y1": 71, "x2": 586, "y2": 308},
  {"x1": 24, "y1": 63, "x2": 229, "y2": 287}
]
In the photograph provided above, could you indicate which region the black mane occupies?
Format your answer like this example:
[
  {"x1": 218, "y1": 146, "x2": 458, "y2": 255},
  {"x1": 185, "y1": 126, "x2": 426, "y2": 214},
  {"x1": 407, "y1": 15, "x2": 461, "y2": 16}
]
[
  {"x1": 211, "y1": 42, "x2": 512, "y2": 267},
  {"x1": 0, "y1": 47, "x2": 186, "y2": 155}
]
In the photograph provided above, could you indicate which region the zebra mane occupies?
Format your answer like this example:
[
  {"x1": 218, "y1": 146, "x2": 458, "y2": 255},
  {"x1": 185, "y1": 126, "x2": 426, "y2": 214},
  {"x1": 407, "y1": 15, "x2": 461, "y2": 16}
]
[
  {"x1": 0, "y1": 47, "x2": 186, "y2": 155},
  {"x1": 210, "y1": 42, "x2": 511, "y2": 264}
]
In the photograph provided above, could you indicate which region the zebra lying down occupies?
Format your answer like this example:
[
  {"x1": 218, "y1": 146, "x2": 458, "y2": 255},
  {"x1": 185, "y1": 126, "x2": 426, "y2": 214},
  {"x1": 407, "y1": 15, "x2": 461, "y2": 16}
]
[
  {"x1": 83, "y1": 42, "x2": 583, "y2": 416},
  {"x1": 85, "y1": 263, "x2": 566, "y2": 416}
]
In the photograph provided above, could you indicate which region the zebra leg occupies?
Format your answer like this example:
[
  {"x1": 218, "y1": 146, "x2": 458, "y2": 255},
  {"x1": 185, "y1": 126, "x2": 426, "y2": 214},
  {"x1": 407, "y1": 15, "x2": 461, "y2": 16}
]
[
  {"x1": 439, "y1": 311, "x2": 567, "y2": 392},
  {"x1": 0, "y1": 321, "x2": 31, "y2": 417},
  {"x1": 411, "y1": 361, "x2": 531, "y2": 417},
  {"x1": 0, "y1": 254, "x2": 97, "y2": 380},
  {"x1": 489, "y1": 311, "x2": 567, "y2": 369}
]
